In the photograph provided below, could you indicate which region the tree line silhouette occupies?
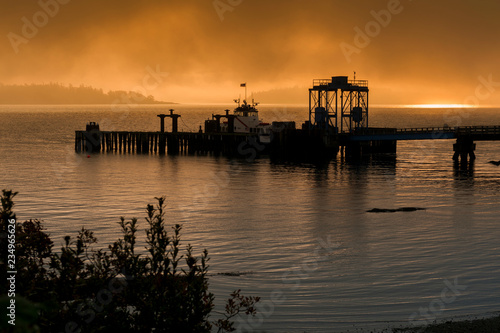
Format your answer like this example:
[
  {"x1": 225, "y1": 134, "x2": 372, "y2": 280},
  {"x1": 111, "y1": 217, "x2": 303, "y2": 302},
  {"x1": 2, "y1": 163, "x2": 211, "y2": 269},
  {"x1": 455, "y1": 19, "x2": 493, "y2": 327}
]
[{"x1": 0, "y1": 83, "x2": 173, "y2": 104}]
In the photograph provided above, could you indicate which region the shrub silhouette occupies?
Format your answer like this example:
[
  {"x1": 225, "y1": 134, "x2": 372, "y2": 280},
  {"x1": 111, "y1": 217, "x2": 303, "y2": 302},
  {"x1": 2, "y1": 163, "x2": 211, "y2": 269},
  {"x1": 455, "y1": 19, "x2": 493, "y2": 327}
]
[{"x1": 0, "y1": 190, "x2": 259, "y2": 332}]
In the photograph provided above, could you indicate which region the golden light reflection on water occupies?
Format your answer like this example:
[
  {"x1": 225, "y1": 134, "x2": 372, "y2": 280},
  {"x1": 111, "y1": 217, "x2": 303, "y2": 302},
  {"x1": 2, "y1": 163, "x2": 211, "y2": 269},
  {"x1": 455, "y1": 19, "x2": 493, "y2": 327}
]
[{"x1": 3, "y1": 105, "x2": 500, "y2": 332}]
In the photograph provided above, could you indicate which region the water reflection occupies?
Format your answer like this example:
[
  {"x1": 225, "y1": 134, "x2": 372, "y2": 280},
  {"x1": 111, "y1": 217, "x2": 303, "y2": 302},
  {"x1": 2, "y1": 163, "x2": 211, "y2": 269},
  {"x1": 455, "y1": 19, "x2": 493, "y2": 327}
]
[
  {"x1": 4, "y1": 106, "x2": 500, "y2": 333},
  {"x1": 453, "y1": 160, "x2": 475, "y2": 179},
  {"x1": 452, "y1": 161, "x2": 475, "y2": 234}
]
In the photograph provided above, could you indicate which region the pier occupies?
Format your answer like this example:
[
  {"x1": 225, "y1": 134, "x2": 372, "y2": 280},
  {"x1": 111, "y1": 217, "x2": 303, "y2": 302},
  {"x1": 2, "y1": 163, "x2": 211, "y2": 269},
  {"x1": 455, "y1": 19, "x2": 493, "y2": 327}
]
[
  {"x1": 75, "y1": 130, "x2": 259, "y2": 156},
  {"x1": 75, "y1": 76, "x2": 500, "y2": 165},
  {"x1": 76, "y1": 116, "x2": 258, "y2": 156},
  {"x1": 340, "y1": 126, "x2": 500, "y2": 165}
]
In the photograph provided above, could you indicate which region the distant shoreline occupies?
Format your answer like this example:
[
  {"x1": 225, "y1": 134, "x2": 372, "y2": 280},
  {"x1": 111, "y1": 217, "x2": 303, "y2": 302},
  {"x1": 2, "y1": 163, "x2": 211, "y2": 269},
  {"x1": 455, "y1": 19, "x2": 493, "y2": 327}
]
[
  {"x1": 0, "y1": 83, "x2": 174, "y2": 105},
  {"x1": 0, "y1": 102, "x2": 177, "y2": 105}
]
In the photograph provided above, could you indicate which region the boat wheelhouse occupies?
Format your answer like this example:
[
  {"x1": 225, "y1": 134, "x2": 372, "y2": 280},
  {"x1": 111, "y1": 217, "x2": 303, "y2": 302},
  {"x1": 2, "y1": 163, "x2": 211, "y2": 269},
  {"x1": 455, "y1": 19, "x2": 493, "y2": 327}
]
[{"x1": 220, "y1": 98, "x2": 271, "y2": 135}]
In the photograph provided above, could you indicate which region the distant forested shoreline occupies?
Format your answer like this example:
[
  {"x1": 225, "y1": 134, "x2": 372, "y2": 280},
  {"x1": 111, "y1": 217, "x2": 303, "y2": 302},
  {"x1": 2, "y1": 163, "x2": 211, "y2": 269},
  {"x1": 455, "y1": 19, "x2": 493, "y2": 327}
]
[{"x1": 0, "y1": 83, "x2": 174, "y2": 104}]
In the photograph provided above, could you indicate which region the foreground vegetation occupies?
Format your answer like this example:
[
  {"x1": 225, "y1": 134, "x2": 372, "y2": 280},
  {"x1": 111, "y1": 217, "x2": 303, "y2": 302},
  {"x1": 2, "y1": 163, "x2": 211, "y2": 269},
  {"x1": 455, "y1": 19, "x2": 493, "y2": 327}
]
[
  {"x1": 2, "y1": 189, "x2": 498, "y2": 332},
  {"x1": 0, "y1": 190, "x2": 259, "y2": 332},
  {"x1": 391, "y1": 315, "x2": 500, "y2": 333}
]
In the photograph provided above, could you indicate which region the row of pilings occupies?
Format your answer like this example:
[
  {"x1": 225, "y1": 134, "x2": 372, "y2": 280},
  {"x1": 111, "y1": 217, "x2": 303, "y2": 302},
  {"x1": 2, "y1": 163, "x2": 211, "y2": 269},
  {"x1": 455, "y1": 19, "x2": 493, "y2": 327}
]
[
  {"x1": 75, "y1": 128, "x2": 485, "y2": 166},
  {"x1": 75, "y1": 131, "x2": 259, "y2": 156},
  {"x1": 75, "y1": 129, "x2": 403, "y2": 160}
]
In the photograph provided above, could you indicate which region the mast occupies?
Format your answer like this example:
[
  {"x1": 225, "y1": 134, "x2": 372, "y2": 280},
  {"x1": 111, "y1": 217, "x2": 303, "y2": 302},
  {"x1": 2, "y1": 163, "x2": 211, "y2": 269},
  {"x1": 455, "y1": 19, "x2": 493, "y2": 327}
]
[{"x1": 241, "y1": 83, "x2": 247, "y2": 103}]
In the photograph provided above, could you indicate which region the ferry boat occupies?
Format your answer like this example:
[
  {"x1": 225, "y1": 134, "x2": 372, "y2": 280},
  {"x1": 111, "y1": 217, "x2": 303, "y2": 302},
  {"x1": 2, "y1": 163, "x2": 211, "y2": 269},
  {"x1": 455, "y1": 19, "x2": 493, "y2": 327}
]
[
  {"x1": 221, "y1": 99, "x2": 271, "y2": 136},
  {"x1": 205, "y1": 83, "x2": 272, "y2": 143},
  {"x1": 216, "y1": 84, "x2": 272, "y2": 143}
]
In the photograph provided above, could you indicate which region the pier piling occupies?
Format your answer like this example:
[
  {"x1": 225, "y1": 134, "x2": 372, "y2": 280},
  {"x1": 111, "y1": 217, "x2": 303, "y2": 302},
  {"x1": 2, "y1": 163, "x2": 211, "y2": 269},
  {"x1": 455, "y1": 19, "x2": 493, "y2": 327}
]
[{"x1": 453, "y1": 136, "x2": 476, "y2": 166}]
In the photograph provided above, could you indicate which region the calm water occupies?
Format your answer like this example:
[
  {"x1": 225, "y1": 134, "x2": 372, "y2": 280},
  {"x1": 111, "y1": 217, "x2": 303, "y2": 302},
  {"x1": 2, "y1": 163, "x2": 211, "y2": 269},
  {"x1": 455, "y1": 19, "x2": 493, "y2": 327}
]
[{"x1": 1, "y1": 104, "x2": 500, "y2": 332}]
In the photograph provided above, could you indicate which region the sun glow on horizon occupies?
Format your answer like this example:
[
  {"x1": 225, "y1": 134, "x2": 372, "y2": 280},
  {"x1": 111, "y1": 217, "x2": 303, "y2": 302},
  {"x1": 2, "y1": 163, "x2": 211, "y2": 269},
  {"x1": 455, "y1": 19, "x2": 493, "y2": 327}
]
[{"x1": 403, "y1": 104, "x2": 477, "y2": 109}]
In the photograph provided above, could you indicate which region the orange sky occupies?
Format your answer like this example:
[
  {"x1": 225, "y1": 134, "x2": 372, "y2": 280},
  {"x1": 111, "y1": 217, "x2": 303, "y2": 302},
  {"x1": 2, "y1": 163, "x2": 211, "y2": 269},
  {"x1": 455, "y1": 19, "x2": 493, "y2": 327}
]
[{"x1": 1, "y1": 0, "x2": 499, "y2": 105}]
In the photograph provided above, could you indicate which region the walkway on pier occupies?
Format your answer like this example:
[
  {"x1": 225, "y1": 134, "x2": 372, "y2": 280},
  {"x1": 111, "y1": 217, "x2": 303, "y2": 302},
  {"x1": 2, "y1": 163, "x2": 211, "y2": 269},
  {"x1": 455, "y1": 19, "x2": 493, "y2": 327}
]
[
  {"x1": 343, "y1": 126, "x2": 500, "y2": 142},
  {"x1": 340, "y1": 125, "x2": 500, "y2": 164}
]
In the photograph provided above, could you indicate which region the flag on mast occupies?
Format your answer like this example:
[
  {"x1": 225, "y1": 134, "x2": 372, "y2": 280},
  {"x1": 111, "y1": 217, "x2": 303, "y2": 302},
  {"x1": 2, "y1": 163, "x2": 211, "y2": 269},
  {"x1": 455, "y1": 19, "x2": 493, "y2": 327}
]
[{"x1": 240, "y1": 83, "x2": 246, "y2": 87}]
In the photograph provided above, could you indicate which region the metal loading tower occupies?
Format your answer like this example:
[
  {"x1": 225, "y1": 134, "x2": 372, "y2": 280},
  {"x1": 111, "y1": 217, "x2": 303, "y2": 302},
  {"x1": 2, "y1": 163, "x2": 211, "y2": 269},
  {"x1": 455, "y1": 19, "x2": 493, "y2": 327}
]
[{"x1": 309, "y1": 76, "x2": 369, "y2": 133}]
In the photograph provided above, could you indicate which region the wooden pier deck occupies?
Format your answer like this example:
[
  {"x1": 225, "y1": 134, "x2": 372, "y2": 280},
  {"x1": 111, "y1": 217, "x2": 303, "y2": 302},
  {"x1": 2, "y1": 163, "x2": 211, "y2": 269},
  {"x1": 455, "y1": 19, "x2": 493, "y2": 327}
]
[
  {"x1": 75, "y1": 130, "x2": 259, "y2": 155},
  {"x1": 76, "y1": 125, "x2": 500, "y2": 166}
]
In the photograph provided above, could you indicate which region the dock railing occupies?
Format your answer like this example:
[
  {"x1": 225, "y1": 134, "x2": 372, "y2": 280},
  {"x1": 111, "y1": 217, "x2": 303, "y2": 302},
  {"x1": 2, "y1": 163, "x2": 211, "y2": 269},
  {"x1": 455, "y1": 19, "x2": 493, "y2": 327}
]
[
  {"x1": 395, "y1": 126, "x2": 500, "y2": 135},
  {"x1": 312, "y1": 79, "x2": 369, "y2": 88}
]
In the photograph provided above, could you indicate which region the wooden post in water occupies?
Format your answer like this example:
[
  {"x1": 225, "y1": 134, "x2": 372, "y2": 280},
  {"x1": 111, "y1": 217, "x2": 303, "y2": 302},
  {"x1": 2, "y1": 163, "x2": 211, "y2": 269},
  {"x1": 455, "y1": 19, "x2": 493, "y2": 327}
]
[
  {"x1": 143, "y1": 134, "x2": 149, "y2": 153},
  {"x1": 75, "y1": 132, "x2": 80, "y2": 152},
  {"x1": 127, "y1": 133, "x2": 130, "y2": 153},
  {"x1": 159, "y1": 133, "x2": 166, "y2": 154},
  {"x1": 154, "y1": 134, "x2": 158, "y2": 153},
  {"x1": 139, "y1": 133, "x2": 143, "y2": 153},
  {"x1": 453, "y1": 135, "x2": 476, "y2": 167}
]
